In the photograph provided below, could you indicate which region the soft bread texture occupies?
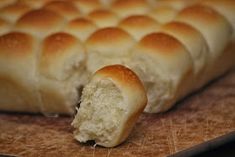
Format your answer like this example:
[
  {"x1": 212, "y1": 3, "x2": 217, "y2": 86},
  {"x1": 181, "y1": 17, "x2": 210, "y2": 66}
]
[
  {"x1": 39, "y1": 32, "x2": 87, "y2": 114},
  {"x1": 0, "y1": 32, "x2": 41, "y2": 112},
  {"x1": 127, "y1": 33, "x2": 193, "y2": 112},
  {"x1": 175, "y1": 4, "x2": 233, "y2": 89},
  {"x1": 72, "y1": 65, "x2": 147, "y2": 147},
  {"x1": 159, "y1": 21, "x2": 208, "y2": 75},
  {"x1": 158, "y1": 21, "x2": 209, "y2": 96}
]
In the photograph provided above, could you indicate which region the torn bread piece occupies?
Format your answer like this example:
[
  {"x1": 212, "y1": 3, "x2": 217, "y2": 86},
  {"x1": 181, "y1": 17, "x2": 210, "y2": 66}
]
[{"x1": 72, "y1": 65, "x2": 147, "y2": 147}]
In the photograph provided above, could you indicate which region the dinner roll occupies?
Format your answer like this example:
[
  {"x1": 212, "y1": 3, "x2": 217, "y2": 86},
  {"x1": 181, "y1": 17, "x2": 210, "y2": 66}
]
[
  {"x1": 43, "y1": 1, "x2": 80, "y2": 20},
  {"x1": 111, "y1": 0, "x2": 150, "y2": 18},
  {"x1": 0, "y1": 32, "x2": 41, "y2": 112},
  {"x1": 15, "y1": 9, "x2": 65, "y2": 38},
  {"x1": 198, "y1": 0, "x2": 235, "y2": 40},
  {"x1": 87, "y1": 9, "x2": 120, "y2": 28},
  {"x1": 159, "y1": 21, "x2": 209, "y2": 75},
  {"x1": 85, "y1": 27, "x2": 135, "y2": 74},
  {"x1": 175, "y1": 5, "x2": 233, "y2": 89},
  {"x1": 175, "y1": 5, "x2": 232, "y2": 65},
  {"x1": 127, "y1": 33, "x2": 193, "y2": 113},
  {"x1": 63, "y1": 17, "x2": 97, "y2": 42},
  {"x1": 72, "y1": 65, "x2": 147, "y2": 147},
  {"x1": 0, "y1": 3, "x2": 32, "y2": 23},
  {"x1": 147, "y1": 6, "x2": 178, "y2": 24},
  {"x1": 39, "y1": 32, "x2": 87, "y2": 114},
  {"x1": 118, "y1": 15, "x2": 160, "y2": 40}
]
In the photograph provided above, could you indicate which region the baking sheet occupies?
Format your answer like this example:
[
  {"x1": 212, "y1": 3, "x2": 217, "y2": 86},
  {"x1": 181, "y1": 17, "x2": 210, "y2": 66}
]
[{"x1": 0, "y1": 69, "x2": 235, "y2": 157}]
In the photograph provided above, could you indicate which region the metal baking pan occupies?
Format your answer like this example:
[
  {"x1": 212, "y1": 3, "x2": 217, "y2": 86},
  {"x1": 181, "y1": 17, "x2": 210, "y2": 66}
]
[{"x1": 170, "y1": 131, "x2": 235, "y2": 157}]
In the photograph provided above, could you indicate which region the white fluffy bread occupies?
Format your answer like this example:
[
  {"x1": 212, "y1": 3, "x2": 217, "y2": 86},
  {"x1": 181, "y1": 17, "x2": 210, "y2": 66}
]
[
  {"x1": 127, "y1": 32, "x2": 193, "y2": 113},
  {"x1": 39, "y1": 32, "x2": 87, "y2": 114},
  {"x1": 72, "y1": 65, "x2": 147, "y2": 147},
  {"x1": 0, "y1": 32, "x2": 41, "y2": 112}
]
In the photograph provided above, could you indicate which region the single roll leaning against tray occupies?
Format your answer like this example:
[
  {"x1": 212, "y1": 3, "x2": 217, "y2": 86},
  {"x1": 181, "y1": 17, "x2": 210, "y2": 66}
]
[{"x1": 72, "y1": 65, "x2": 147, "y2": 147}]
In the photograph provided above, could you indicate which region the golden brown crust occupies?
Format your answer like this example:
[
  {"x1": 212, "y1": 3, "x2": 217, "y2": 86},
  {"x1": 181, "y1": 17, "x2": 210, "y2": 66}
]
[
  {"x1": 95, "y1": 65, "x2": 145, "y2": 91},
  {"x1": 15, "y1": 9, "x2": 64, "y2": 37},
  {"x1": 163, "y1": 21, "x2": 198, "y2": 35},
  {"x1": 67, "y1": 17, "x2": 96, "y2": 28},
  {"x1": 0, "y1": 32, "x2": 33, "y2": 57},
  {"x1": 118, "y1": 15, "x2": 159, "y2": 39},
  {"x1": 64, "y1": 17, "x2": 97, "y2": 41},
  {"x1": 119, "y1": 15, "x2": 158, "y2": 28},
  {"x1": 86, "y1": 27, "x2": 134, "y2": 56},
  {"x1": 43, "y1": 1, "x2": 80, "y2": 19},
  {"x1": 178, "y1": 5, "x2": 226, "y2": 24},
  {"x1": 41, "y1": 32, "x2": 78, "y2": 58},
  {"x1": 176, "y1": 4, "x2": 232, "y2": 62},
  {"x1": 0, "y1": 3, "x2": 32, "y2": 23},
  {"x1": 147, "y1": 6, "x2": 178, "y2": 23},
  {"x1": 87, "y1": 9, "x2": 119, "y2": 27},
  {"x1": 112, "y1": 0, "x2": 149, "y2": 17},
  {"x1": 87, "y1": 27, "x2": 131, "y2": 43},
  {"x1": 138, "y1": 32, "x2": 185, "y2": 55},
  {"x1": 72, "y1": 0, "x2": 102, "y2": 14},
  {"x1": 40, "y1": 32, "x2": 84, "y2": 80}
]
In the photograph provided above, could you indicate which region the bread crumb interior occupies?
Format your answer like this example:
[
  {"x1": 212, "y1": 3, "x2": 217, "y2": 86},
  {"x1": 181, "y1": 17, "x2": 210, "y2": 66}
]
[{"x1": 73, "y1": 79, "x2": 125, "y2": 145}]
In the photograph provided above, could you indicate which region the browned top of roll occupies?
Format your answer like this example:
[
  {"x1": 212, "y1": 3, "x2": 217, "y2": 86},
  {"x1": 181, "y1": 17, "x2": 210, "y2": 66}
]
[
  {"x1": 86, "y1": 27, "x2": 134, "y2": 56},
  {"x1": 112, "y1": 0, "x2": 149, "y2": 17},
  {"x1": 0, "y1": 32, "x2": 33, "y2": 57},
  {"x1": 94, "y1": 64, "x2": 145, "y2": 91},
  {"x1": 0, "y1": 3, "x2": 32, "y2": 23},
  {"x1": 43, "y1": 1, "x2": 80, "y2": 19},
  {"x1": 138, "y1": 32, "x2": 185, "y2": 55}
]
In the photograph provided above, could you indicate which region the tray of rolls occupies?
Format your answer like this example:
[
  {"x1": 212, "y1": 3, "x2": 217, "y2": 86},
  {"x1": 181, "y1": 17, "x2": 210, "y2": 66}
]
[{"x1": 0, "y1": 0, "x2": 234, "y2": 156}]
